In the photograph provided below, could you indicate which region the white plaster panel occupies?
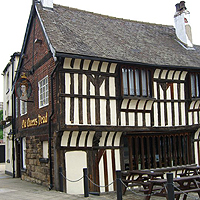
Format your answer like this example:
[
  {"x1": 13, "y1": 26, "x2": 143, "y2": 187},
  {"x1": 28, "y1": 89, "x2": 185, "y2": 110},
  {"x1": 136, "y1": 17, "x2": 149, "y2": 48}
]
[
  {"x1": 153, "y1": 69, "x2": 161, "y2": 79},
  {"x1": 174, "y1": 71, "x2": 181, "y2": 80},
  {"x1": 109, "y1": 63, "x2": 117, "y2": 73},
  {"x1": 121, "y1": 99, "x2": 129, "y2": 109},
  {"x1": 161, "y1": 70, "x2": 168, "y2": 79},
  {"x1": 63, "y1": 58, "x2": 72, "y2": 69},
  {"x1": 106, "y1": 132, "x2": 115, "y2": 146},
  {"x1": 115, "y1": 149, "x2": 121, "y2": 170},
  {"x1": 90, "y1": 82, "x2": 95, "y2": 96},
  {"x1": 167, "y1": 70, "x2": 175, "y2": 80},
  {"x1": 99, "y1": 132, "x2": 108, "y2": 146},
  {"x1": 91, "y1": 61, "x2": 99, "y2": 71},
  {"x1": 154, "y1": 82, "x2": 158, "y2": 99},
  {"x1": 100, "y1": 99, "x2": 107, "y2": 125},
  {"x1": 159, "y1": 85, "x2": 164, "y2": 100},
  {"x1": 90, "y1": 99, "x2": 96, "y2": 125},
  {"x1": 173, "y1": 83, "x2": 178, "y2": 100},
  {"x1": 99, "y1": 156, "x2": 105, "y2": 193},
  {"x1": 166, "y1": 86, "x2": 171, "y2": 100},
  {"x1": 120, "y1": 112, "x2": 126, "y2": 126},
  {"x1": 87, "y1": 131, "x2": 95, "y2": 147},
  {"x1": 138, "y1": 100, "x2": 146, "y2": 110},
  {"x1": 167, "y1": 102, "x2": 172, "y2": 126},
  {"x1": 74, "y1": 74, "x2": 79, "y2": 94},
  {"x1": 106, "y1": 150, "x2": 114, "y2": 191},
  {"x1": 79, "y1": 131, "x2": 88, "y2": 147},
  {"x1": 180, "y1": 83, "x2": 185, "y2": 100},
  {"x1": 153, "y1": 102, "x2": 158, "y2": 126},
  {"x1": 180, "y1": 71, "x2": 188, "y2": 80},
  {"x1": 82, "y1": 75, "x2": 87, "y2": 95},
  {"x1": 110, "y1": 100, "x2": 117, "y2": 126},
  {"x1": 74, "y1": 59, "x2": 81, "y2": 69},
  {"x1": 195, "y1": 101, "x2": 200, "y2": 109},
  {"x1": 181, "y1": 102, "x2": 186, "y2": 125},
  {"x1": 101, "y1": 62, "x2": 108, "y2": 72},
  {"x1": 138, "y1": 113, "x2": 143, "y2": 126},
  {"x1": 74, "y1": 98, "x2": 79, "y2": 124},
  {"x1": 145, "y1": 113, "x2": 151, "y2": 126},
  {"x1": 128, "y1": 113, "x2": 135, "y2": 126},
  {"x1": 145, "y1": 101, "x2": 153, "y2": 110},
  {"x1": 129, "y1": 100, "x2": 137, "y2": 109},
  {"x1": 65, "y1": 73, "x2": 70, "y2": 94},
  {"x1": 100, "y1": 80, "x2": 105, "y2": 96},
  {"x1": 174, "y1": 102, "x2": 179, "y2": 126},
  {"x1": 190, "y1": 101, "x2": 195, "y2": 109},
  {"x1": 70, "y1": 131, "x2": 79, "y2": 147},
  {"x1": 194, "y1": 112, "x2": 198, "y2": 124},
  {"x1": 82, "y1": 98, "x2": 87, "y2": 124},
  {"x1": 109, "y1": 77, "x2": 116, "y2": 97},
  {"x1": 160, "y1": 102, "x2": 165, "y2": 126},
  {"x1": 83, "y1": 60, "x2": 90, "y2": 70},
  {"x1": 65, "y1": 97, "x2": 71, "y2": 124},
  {"x1": 188, "y1": 112, "x2": 192, "y2": 125},
  {"x1": 61, "y1": 131, "x2": 70, "y2": 146},
  {"x1": 114, "y1": 132, "x2": 122, "y2": 146}
]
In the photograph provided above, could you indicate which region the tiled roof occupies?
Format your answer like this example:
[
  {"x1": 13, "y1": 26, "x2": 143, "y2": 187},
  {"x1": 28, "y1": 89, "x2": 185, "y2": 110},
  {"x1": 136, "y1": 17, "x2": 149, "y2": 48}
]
[{"x1": 36, "y1": 3, "x2": 200, "y2": 68}]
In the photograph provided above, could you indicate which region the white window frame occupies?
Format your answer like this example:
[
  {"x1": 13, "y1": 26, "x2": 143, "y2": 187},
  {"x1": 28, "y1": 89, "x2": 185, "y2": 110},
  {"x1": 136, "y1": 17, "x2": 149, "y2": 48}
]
[
  {"x1": 42, "y1": 141, "x2": 48, "y2": 158},
  {"x1": 38, "y1": 76, "x2": 49, "y2": 108},
  {"x1": 22, "y1": 137, "x2": 26, "y2": 169},
  {"x1": 20, "y1": 100, "x2": 27, "y2": 116}
]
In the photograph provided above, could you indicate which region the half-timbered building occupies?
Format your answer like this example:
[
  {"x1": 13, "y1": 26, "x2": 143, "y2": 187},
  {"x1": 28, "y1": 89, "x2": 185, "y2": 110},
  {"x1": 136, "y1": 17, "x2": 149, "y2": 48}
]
[{"x1": 14, "y1": 0, "x2": 200, "y2": 194}]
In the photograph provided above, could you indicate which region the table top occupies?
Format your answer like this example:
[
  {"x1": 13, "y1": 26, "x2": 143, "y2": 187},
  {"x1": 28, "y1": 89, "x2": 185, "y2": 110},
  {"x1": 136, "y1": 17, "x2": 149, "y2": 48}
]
[{"x1": 149, "y1": 175, "x2": 200, "y2": 184}]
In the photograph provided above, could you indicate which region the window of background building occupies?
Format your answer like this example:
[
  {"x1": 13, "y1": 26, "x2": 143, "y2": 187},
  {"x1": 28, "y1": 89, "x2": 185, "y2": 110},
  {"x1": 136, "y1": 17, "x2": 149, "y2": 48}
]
[
  {"x1": 20, "y1": 100, "x2": 27, "y2": 116},
  {"x1": 22, "y1": 137, "x2": 26, "y2": 169},
  {"x1": 38, "y1": 76, "x2": 49, "y2": 108},
  {"x1": 42, "y1": 141, "x2": 48, "y2": 159}
]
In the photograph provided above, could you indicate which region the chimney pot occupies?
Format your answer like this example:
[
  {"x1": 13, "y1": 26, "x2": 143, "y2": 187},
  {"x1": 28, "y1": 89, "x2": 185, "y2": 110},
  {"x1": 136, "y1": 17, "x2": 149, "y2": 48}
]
[{"x1": 180, "y1": 1, "x2": 186, "y2": 10}]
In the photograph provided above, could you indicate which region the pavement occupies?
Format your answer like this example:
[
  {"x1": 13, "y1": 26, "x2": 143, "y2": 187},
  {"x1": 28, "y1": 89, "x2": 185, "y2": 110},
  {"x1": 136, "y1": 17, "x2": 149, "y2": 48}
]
[{"x1": 0, "y1": 163, "x2": 199, "y2": 200}]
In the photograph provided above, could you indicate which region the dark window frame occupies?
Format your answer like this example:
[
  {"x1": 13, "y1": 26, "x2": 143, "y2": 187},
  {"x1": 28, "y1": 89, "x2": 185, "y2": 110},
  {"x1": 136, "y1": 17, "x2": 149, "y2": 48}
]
[
  {"x1": 121, "y1": 66, "x2": 153, "y2": 98},
  {"x1": 190, "y1": 72, "x2": 200, "y2": 98}
]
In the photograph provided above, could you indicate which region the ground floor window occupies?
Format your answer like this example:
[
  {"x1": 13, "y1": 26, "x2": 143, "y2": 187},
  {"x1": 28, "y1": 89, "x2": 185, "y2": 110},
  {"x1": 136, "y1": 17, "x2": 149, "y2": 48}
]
[
  {"x1": 22, "y1": 137, "x2": 26, "y2": 169},
  {"x1": 123, "y1": 132, "x2": 195, "y2": 170}
]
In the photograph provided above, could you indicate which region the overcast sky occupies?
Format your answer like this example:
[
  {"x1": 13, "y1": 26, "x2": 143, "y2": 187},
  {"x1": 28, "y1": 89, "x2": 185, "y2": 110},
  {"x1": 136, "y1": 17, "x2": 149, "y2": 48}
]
[{"x1": 1, "y1": 0, "x2": 200, "y2": 102}]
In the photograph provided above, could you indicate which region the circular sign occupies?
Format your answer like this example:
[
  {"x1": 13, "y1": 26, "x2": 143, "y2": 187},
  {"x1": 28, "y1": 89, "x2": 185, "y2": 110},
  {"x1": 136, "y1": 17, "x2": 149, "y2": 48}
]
[{"x1": 15, "y1": 75, "x2": 32, "y2": 101}]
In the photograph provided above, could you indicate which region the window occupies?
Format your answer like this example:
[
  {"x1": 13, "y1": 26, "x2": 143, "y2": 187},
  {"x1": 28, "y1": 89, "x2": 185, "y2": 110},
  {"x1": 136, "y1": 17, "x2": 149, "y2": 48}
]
[
  {"x1": 42, "y1": 141, "x2": 48, "y2": 158},
  {"x1": 22, "y1": 137, "x2": 26, "y2": 169},
  {"x1": 20, "y1": 100, "x2": 27, "y2": 116},
  {"x1": 38, "y1": 76, "x2": 49, "y2": 108},
  {"x1": 191, "y1": 73, "x2": 200, "y2": 98},
  {"x1": 16, "y1": 97, "x2": 18, "y2": 118},
  {"x1": 122, "y1": 67, "x2": 152, "y2": 97}
]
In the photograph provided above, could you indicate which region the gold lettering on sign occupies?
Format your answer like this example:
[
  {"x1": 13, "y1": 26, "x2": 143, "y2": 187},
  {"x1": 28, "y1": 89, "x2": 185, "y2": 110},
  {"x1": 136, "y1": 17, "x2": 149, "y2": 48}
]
[
  {"x1": 38, "y1": 112, "x2": 48, "y2": 126},
  {"x1": 21, "y1": 112, "x2": 48, "y2": 129}
]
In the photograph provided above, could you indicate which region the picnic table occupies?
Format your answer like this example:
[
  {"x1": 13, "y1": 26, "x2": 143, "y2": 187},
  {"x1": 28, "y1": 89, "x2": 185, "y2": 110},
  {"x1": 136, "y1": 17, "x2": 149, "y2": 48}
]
[
  {"x1": 179, "y1": 165, "x2": 200, "y2": 176},
  {"x1": 121, "y1": 170, "x2": 164, "y2": 194},
  {"x1": 145, "y1": 174, "x2": 200, "y2": 200}
]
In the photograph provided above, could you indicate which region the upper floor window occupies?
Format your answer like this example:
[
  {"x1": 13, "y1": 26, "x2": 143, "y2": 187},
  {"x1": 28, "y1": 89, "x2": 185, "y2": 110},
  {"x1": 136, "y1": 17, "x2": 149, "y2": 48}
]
[
  {"x1": 38, "y1": 76, "x2": 49, "y2": 108},
  {"x1": 122, "y1": 67, "x2": 152, "y2": 97},
  {"x1": 190, "y1": 73, "x2": 200, "y2": 98}
]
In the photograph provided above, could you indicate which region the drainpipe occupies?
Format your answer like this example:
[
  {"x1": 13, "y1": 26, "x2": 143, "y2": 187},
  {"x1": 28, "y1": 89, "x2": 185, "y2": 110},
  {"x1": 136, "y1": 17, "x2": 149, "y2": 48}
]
[
  {"x1": 11, "y1": 55, "x2": 15, "y2": 178},
  {"x1": 48, "y1": 61, "x2": 59, "y2": 190}
]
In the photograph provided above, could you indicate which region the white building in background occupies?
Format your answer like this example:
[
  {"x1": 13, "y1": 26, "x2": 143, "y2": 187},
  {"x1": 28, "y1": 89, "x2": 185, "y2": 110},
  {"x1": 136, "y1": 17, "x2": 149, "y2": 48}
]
[{"x1": 2, "y1": 52, "x2": 20, "y2": 176}]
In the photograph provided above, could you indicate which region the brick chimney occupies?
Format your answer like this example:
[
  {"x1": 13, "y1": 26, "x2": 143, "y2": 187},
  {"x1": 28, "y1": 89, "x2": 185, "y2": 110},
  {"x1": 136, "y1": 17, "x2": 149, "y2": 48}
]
[
  {"x1": 174, "y1": 1, "x2": 193, "y2": 48},
  {"x1": 41, "y1": 0, "x2": 53, "y2": 9}
]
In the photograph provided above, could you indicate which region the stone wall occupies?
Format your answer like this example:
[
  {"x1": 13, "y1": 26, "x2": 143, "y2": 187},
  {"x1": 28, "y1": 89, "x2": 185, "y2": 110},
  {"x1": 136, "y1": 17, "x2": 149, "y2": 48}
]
[{"x1": 21, "y1": 136, "x2": 50, "y2": 187}]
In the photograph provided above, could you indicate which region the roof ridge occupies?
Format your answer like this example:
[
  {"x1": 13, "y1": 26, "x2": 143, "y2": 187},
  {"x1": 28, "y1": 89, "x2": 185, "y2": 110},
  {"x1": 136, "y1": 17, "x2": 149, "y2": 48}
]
[{"x1": 53, "y1": 3, "x2": 174, "y2": 28}]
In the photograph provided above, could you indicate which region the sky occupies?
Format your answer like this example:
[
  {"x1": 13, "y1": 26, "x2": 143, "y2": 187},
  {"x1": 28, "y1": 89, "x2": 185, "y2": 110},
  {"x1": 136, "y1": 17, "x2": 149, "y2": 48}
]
[{"x1": 0, "y1": 0, "x2": 200, "y2": 102}]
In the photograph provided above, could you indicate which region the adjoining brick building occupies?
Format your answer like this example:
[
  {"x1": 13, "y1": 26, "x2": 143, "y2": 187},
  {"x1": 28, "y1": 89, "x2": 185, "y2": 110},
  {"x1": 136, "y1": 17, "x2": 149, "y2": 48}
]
[{"x1": 13, "y1": 0, "x2": 200, "y2": 194}]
